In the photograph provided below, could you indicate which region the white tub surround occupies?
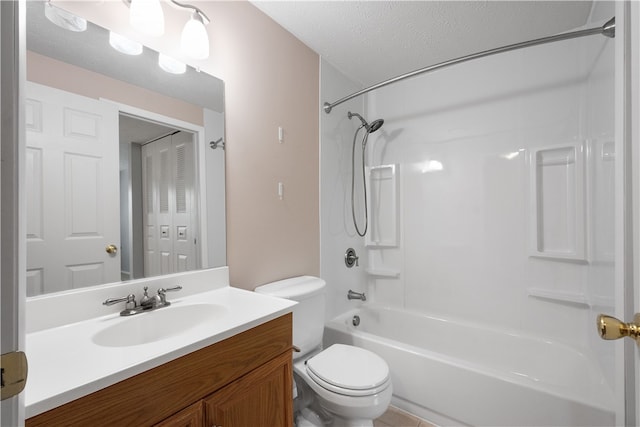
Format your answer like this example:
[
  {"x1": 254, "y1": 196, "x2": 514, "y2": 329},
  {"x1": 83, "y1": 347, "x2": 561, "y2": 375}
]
[
  {"x1": 318, "y1": 3, "x2": 618, "y2": 423},
  {"x1": 25, "y1": 267, "x2": 296, "y2": 418},
  {"x1": 325, "y1": 305, "x2": 614, "y2": 427}
]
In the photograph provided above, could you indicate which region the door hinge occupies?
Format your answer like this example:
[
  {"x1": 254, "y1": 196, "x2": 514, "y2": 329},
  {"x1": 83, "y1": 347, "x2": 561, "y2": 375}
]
[{"x1": 1, "y1": 351, "x2": 28, "y2": 400}]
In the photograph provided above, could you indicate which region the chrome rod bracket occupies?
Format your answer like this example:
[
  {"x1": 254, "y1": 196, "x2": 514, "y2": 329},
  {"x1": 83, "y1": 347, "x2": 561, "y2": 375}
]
[
  {"x1": 210, "y1": 137, "x2": 225, "y2": 150},
  {"x1": 602, "y1": 17, "x2": 615, "y2": 38}
]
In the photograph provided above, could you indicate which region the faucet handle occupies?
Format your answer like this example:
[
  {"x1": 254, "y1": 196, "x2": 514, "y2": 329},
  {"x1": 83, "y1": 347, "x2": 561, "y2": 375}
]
[
  {"x1": 103, "y1": 294, "x2": 136, "y2": 309},
  {"x1": 156, "y1": 285, "x2": 182, "y2": 305},
  {"x1": 158, "y1": 285, "x2": 182, "y2": 295}
]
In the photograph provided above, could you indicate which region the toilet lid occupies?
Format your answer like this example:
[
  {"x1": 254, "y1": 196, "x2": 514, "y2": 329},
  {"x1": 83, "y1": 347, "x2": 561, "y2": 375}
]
[{"x1": 306, "y1": 344, "x2": 389, "y2": 392}]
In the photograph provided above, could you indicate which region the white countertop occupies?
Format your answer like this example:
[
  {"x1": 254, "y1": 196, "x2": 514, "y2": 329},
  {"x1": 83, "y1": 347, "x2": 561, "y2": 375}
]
[{"x1": 25, "y1": 286, "x2": 296, "y2": 418}]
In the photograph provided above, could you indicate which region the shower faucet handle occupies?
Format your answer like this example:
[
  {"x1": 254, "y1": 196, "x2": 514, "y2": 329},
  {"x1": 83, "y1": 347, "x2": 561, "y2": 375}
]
[
  {"x1": 348, "y1": 254, "x2": 359, "y2": 266},
  {"x1": 345, "y1": 248, "x2": 359, "y2": 268}
]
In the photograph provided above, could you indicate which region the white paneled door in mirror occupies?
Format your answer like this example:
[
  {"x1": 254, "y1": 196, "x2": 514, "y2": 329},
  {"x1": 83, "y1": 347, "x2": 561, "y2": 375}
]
[{"x1": 26, "y1": 82, "x2": 120, "y2": 296}]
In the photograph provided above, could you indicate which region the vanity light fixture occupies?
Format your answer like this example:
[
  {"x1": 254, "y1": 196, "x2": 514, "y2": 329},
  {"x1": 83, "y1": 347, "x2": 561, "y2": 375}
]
[
  {"x1": 158, "y1": 53, "x2": 186, "y2": 74},
  {"x1": 109, "y1": 31, "x2": 144, "y2": 56},
  {"x1": 123, "y1": 0, "x2": 211, "y2": 59},
  {"x1": 44, "y1": 1, "x2": 86, "y2": 32}
]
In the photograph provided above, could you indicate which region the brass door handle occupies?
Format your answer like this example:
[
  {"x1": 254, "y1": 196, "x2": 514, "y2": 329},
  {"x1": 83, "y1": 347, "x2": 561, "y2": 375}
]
[
  {"x1": 105, "y1": 244, "x2": 118, "y2": 255},
  {"x1": 597, "y1": 313, "x2": 640, "y2": 343}
]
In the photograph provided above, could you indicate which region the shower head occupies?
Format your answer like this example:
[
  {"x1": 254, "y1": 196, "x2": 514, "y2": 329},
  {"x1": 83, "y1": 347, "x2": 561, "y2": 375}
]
[
  {"x1": 368, "y1": 119, "x2": 384, "y2": 133},
  {"x1": 347, "y1": 111, "x2": 384, "y2": 133}
]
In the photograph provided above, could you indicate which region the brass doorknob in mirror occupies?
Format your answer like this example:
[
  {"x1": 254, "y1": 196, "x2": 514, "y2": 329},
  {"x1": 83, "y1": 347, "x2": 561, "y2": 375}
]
[
  {"x1": 105, "y1": 244, "x2": 118, "y2": 255},
  {"x1": 597, "y1": 313, "x2": 640, "y2": 343}
]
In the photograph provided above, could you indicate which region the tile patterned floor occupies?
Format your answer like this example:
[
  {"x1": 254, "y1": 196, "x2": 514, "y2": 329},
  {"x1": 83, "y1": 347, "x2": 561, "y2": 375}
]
[{"x1": 374, "y1": 406, "x2": 435, "y2": 427}]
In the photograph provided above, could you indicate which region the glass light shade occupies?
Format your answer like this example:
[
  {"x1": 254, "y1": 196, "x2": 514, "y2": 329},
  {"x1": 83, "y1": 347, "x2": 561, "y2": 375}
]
[
  {"x1": 109, "y1": 32, "x2": 143, "y2": 56},
  {"x1": 181, "y1": 13, "x2": 209, "y2": 60},
  {"x1": 44, "y1": 2, "x2": 86, "y2": 32},
  {"x1": 130, "y1": 0, "x2": 164, "y2": 37},
  {"x1": 158, "y1": 53, "x2": 186, "y2": 74}
]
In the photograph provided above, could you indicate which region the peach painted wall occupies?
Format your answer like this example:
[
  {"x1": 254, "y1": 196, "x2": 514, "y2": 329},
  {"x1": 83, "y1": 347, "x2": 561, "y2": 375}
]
[
  {"x1": 206, "y1": 2, "x2": 320, "y2": 289},
  {"x1": 27, "y1": 51, "x2": 203, "y2": 126},
  {"x1": 56, "y1": 1, "x2": 320, "y2": 289}
]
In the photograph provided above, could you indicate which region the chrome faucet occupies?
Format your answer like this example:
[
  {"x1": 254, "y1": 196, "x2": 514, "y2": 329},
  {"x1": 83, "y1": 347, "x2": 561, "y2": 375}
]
[
  {"x1": 347, "y1": 289, "x2": 366, "y2": 301},
  {"x1": 140, "y1": 286, "x2": 153, "y2": 308},
  {"x1": 103, "y1": 285, "x2": 183, "y2": 316}
]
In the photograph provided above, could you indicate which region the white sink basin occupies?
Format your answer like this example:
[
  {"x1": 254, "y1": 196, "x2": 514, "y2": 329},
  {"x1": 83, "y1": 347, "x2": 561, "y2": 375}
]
[{"x1": 92, "y1": 303, "x2": 228, "y2": 347}]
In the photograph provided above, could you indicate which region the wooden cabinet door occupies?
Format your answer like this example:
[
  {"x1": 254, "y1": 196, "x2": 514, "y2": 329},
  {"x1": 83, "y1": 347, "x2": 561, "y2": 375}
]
[
  {"x1": 154, "y1": 401, "x2": 203, "y2": 427},
  {"x1": 203, "y1": 351, "x2": 293, "y2": 427}
]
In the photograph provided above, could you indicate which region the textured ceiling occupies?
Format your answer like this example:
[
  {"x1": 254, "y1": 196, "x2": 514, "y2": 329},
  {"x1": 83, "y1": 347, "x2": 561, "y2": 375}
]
[{"x1": 251, "y1": 1, "x2": 595, "y2": 87}]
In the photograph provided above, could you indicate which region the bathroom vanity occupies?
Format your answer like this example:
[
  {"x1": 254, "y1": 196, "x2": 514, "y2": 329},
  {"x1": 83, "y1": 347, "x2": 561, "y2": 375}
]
[
  {"x1": 24, "y1": 268, "x2": 296, "y2": 427},
  {"x1": 27, "y1": 314, "x2": 293, "y2": 427}
]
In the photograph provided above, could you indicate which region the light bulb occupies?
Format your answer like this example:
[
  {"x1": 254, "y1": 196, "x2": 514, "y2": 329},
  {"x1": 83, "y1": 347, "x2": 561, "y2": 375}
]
[
  {"x1": 109, "y1": 32, "x2": 143, "y2": 56},
  {"x1": 130, "y1": 0, "x2": 164, "y2": 37},
  {"x1": 158, "y1": 53, "x2": 186, "y2": 74},
  {"x1": 181, "y1": 12, "x2": 209, "y2": 60}
]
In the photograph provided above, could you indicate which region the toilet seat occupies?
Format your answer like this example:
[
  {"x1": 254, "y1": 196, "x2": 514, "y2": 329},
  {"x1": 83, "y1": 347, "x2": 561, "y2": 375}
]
[{"x1": 305, "y1": 344, "x2": 390, "y2": 397}]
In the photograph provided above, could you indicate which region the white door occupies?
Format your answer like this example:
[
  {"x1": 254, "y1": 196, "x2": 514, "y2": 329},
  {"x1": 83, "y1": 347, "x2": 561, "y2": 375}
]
[
  {"x1": 1, "y1": 2, "x2": 24, "y2": 424},
  {"x1": 25, "y1": 82, "x2": 120, "y2": 295},
  {"x1": 142, "y1": 131, "x2": 197, "y2": 277},
  {"x1": 590, "y1": 2, "x2": 639, "y2": 425},
  {"x1": 171, "y1": 130, "x2": 197, "y2": 273},
  {"x1": 630, "y1": 2, "x2": 640, "y2": 424}
]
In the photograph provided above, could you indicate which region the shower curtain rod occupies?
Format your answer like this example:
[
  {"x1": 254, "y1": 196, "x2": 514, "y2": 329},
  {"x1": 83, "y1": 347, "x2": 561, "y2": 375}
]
[{"x1": 323, "y1": 17, "x2": 615, "y2": 114}]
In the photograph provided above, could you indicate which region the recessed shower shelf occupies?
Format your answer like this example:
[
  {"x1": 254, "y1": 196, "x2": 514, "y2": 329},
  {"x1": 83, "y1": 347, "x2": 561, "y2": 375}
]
[
  {"x1": 364, "y1": 243, "x2": 399, "y2": 249},
  {"x1": 527, "y1": 288, "x2": 590, "y2": 308},
  {"x1": 365, "y1": 268, "x2": 400, "y2": 278},
  {"x1": 365, "y1": 164, "x2": 399, "y2": 248},
  {"x1": 527, "y1": 142, "x2": 587, "y2": 262}
]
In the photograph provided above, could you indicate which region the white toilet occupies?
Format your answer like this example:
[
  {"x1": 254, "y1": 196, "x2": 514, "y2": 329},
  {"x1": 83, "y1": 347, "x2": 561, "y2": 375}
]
[{"x1": 255, "y1": 276, "x2": 392, "y2": 427}]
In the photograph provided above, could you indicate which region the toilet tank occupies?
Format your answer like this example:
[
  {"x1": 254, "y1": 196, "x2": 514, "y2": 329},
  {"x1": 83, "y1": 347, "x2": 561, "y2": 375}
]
[{"x1": 254, "y1": 276, "x2": 326, "y2": 359}]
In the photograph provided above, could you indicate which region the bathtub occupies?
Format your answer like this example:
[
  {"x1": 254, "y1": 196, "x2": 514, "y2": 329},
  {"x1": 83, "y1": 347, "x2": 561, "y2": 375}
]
[{"x1": 323, "y1": 305, "x2": 615, "y2": 426}]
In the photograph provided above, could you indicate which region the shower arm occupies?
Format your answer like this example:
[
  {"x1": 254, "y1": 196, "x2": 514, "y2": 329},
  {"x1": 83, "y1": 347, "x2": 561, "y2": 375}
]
[{"x1": 323, "y1": 17, "x2": 615, "y2": 114}]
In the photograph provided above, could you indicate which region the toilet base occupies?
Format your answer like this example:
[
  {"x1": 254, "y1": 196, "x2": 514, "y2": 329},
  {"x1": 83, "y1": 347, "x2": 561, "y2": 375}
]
[
  {"x1": 296, "y1": 408, "x2": 325, "y2": 427},
  {"x1": 294, "y1": 372, "x2": 377, "y2": 427},
  {"x1": 295, "y1": 409, "x2": 373, "y2": 427},
  {"x1": 328, "y1": 415, "x2": 373, "y2": 427}
]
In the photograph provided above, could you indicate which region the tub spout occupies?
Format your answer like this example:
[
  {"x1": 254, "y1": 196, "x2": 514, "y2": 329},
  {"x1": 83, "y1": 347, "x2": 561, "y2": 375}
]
[{"x1": 347, "y1": 289, "x2": 366, "y2": 301}]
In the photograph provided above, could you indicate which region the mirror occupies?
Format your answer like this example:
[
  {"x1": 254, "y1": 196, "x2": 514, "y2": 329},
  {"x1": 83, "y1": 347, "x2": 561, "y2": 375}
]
[{"x1": 25, "y1": 1, "x2": 226, "y2": 296}]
